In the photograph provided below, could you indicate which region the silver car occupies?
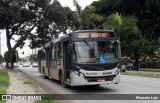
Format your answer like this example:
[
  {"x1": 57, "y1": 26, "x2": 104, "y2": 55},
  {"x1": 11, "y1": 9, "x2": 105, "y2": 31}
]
[
  {"x1": 23, "y1": 62, "x2": 30, "y2": 67},
  {"x1": 121, "y1": 65, "x2": 126, "y2": 72},
  {"x1": 32, "y1": 62, "x2": 38, "y2": 68}
]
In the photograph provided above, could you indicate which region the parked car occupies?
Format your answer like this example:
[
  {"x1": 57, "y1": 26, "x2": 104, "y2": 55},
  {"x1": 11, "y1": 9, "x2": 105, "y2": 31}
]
[
  {"x1": 1, "y1": 62, "x2": 6, "y2": 67},
  {"x1": 23, "y1": 62, "x2": 30, "y2": 67},
  {"x1": 121, "y1": 65, "x2": 126, "y2": 72},
  {"x1": 32, "y1": 62, "x2": 38, "y2": 68},
  {"x1": 121, "y1": 57, "x2": 134, "y2": 70},
  {"x1": 126, "y1": 62, "x2": 134, "y2": 70},
  {"x1": 14, "y1": 63, "x2": 19, "y2": 68}
]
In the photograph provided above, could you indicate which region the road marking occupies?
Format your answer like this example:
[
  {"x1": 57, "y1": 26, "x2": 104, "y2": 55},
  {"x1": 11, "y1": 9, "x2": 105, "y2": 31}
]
[
  {"x1": 34, "y1": 73, "x2": 42, "y2": 76},
  {"x1": 122, "y1": 76, "x2": 140, "y2": 81}
]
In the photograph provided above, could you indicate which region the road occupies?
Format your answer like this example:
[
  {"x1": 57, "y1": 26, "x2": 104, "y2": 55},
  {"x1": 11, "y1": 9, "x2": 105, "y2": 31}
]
[{"x1": 18, "y1": 65, "x2": 160, "y2": 103}]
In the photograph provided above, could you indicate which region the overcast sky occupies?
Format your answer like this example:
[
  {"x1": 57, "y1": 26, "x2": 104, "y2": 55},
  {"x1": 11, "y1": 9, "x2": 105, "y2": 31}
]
[{"x1": 0, "y1": 0, "x2": 98, "y2": 58}]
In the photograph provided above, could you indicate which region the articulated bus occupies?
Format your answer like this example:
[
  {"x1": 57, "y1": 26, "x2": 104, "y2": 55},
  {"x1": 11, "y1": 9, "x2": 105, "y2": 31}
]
[{"x1": 38, "y1": 29, "x2": 121, "y2": 87}]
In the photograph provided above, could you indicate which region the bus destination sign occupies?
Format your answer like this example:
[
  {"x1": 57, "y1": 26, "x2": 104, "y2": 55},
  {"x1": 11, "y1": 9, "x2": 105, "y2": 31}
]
[{"x1": 74, "y1": 32, "x2": 115, "y2": 38}]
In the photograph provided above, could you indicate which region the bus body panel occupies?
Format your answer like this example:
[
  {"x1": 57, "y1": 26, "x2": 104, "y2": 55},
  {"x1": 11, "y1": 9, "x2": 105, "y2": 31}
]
[
  {"x1": 70, "y1": 72, "x2": 120, "y2": 86},
  {"x1": 50, "y1": 67, "x2": 59, "y2": 80},
  {"x1": 70, "y1": 67, "x2": 120, "y2": 86}
]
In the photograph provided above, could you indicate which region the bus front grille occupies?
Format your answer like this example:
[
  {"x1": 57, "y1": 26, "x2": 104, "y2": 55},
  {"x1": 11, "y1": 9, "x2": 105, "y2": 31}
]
[{"x1": 85, "y1": 75, "x2": 116, "y2": 82}]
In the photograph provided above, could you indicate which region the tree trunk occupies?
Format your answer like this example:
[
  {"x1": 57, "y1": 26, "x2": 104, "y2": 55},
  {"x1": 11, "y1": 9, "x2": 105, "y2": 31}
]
[{"x1": 6, "y1": 50, "x2": 14, "y2": 69}]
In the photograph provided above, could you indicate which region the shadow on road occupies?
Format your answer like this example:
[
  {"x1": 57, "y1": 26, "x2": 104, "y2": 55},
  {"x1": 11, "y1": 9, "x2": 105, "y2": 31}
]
[
  {"x1": 68, "y1": 85, "x2": 117, "y2": 93},
  {"x1": 45, "y1": 76, "x2": 117, "y2": 93}
]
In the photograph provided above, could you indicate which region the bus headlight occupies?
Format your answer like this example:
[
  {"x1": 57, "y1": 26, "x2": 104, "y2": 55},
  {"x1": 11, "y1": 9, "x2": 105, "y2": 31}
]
[
  {"x1": 115, "y1": 70, "x2": 120, "y2": 76},
  {"x1": 79, "y1": 72, "x2": 85, "y2": 78},
  {"x1": 74, "y1": 71, "x2": 79, "y2": 75},
  {"x1": 74, "y1": 71, "x2": 85, "y2": 79}
]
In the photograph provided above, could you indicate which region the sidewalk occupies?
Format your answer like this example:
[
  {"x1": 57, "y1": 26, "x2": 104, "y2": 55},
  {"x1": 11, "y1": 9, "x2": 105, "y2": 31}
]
[{"x1": 5, "y1": 69, "x2": 43, "y2": 103}]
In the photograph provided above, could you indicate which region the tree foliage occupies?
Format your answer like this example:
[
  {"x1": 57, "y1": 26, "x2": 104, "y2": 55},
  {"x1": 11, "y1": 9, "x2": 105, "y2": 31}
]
[
  {"x1": 4, "y1": 50, "x2": 19, "y2": 62},
  {"x1": 73, "y1": 0, "x2": 104, "y2": 29},
  {"x1": 0, "y1": 0, "x2": 50, "y2": 68},
  {"x1": 29, "y1": 54, "x2": 38, "y2": 62},
  {"x1": 104, "y1": 12, "x2": 140, "y2": 57},
  {"x1": 30, "y1": 0, "x2": 81, "y2": 48},
  {"x1": 91, "y1": 0, "x2": 160, "y2": 39},
  {"x1": 90, "y1": 0, "x2": 160, "y2": 58},
  {"x1": 81, "y1": 6, "x2": 104, "y2": 29},
  {"x1": 0, "y1": 55, "x2": 4, "y2": 63},
  {"x1": 131, "y1": 38, "x2": 159, "y2": 57}
]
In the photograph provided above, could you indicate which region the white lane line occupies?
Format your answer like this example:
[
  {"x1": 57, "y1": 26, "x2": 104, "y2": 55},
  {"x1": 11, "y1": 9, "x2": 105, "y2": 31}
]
[
  {"x1": 34, "y1": 73, "x2": 42, "y2": 76},
  {"x1": 122, "y1": 77, "x2": 140, "y2": 81}
]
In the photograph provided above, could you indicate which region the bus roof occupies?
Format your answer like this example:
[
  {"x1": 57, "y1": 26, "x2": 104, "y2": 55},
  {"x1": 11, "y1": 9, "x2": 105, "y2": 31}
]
[{"x1": 69, "y1": 29, "x2": 114, "y2": 34}]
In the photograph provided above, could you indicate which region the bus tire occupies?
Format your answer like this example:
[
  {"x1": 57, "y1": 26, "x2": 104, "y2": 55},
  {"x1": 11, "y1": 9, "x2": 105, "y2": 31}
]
[
  {"x1": 90, "y1": 84, "x2": 100, "y2": 87},
  {"x1": 44, "y1": 75, "x2": 49, "y2": 79},
  {"x1": 122, "y1": 70, "x2": 126, "y2": 72},
  {"x1": 60, "y1": 72, "x2": 67, "y2": 88},
  {"x1": 43, "y1": 67, "x2": 49, "y2": 79}
]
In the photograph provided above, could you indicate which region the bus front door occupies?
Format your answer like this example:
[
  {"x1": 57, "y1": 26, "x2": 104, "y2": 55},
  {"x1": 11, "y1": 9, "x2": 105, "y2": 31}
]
[{"x1": 63, "y1": 41, "x2": 72, "y2": 83}]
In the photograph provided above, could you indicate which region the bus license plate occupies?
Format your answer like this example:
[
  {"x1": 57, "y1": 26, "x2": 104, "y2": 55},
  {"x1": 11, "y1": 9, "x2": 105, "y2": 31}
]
[{"x1": 97, "y1": 78, "x2": 105, "y2": 82}]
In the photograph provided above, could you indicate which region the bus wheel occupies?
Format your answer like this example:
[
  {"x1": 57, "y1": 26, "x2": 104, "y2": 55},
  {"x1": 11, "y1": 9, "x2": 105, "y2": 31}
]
[
  {"x1": 60, "y1": 73, "x2": 67, "y2": 88},
  {"x1": 44, "y1": 75, "x2": 49, "y2": 79},
  {"x1": 90, "y1": 84, "x2": 100, "y2": 87}
]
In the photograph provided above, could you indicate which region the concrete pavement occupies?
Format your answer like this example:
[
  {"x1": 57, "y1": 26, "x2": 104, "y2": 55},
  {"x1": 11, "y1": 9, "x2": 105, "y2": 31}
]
[
  {"x1": 18, "y1": 66, "x2": 160, "y2": 103},
  {"x1": 0, "y1": 68, "x2": 43, "y2": 103}
]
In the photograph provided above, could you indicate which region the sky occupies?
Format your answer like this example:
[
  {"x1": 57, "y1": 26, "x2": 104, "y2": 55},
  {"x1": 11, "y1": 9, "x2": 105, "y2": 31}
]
[{"x1": 0, "y1": 0, "x2": 98, "y2": 58}]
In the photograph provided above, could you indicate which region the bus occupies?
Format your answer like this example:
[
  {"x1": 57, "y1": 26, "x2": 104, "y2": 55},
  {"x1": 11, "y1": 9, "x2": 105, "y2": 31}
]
[{"x1": 38, "y1": 29, "x2": 121, "y2": 87}]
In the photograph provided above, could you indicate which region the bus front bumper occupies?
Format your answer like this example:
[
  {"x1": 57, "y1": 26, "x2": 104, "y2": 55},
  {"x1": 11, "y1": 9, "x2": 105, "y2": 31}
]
[{"x1": 70, "y1": 72, "x2": 120, "y2": 86}]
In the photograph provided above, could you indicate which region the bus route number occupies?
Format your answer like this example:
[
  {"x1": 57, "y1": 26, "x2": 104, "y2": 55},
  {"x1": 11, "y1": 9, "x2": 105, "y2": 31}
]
[
  {"x1": 78, "y1": 33, "x2": 110, "y2": 38},
  {"x1": 103, "y1": 72, "x2": 112, "y2": 76}
]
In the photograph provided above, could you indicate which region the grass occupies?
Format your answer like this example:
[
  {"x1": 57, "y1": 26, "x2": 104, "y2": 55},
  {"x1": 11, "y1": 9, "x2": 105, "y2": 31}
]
[
  {"x1": 23, "y1": 80, "x2": 35, "y2": 85},
  {"x1": 35, "y1": 96, "x2": 59, "y2": 103},
  {"x1": 0, "y1": 71, "x2": 9, "y2": 86},
  {"x1": 0, "y1": 70, "x2": 9, "y2": 103},
  {"x1": 23, "y1": 80, "x2": 58, "y2": 103},
  {"x1": 139, "y1": 68, "x2": 160, "y2": 72},
  {"x1": 121, "y1": 71, "x2": 160, "y2": 78},
  {"x1": 35, "y1": 100, "x2": 58, "y2": 103}
]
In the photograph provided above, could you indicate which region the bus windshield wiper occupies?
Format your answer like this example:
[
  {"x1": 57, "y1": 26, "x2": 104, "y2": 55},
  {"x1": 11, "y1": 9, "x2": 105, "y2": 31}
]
[
  {"x1": 84, "y1": 39, "x2": 95, "y2": 57},
  {"x1": 84, "y1": 39, "x2": 94, "y2": 50}
]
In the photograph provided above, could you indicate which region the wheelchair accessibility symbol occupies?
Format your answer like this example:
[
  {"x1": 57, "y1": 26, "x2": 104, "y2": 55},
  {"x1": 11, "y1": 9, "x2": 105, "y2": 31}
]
[{"x1": 100, "y1": 56, "x2": 106, "y2": 63}]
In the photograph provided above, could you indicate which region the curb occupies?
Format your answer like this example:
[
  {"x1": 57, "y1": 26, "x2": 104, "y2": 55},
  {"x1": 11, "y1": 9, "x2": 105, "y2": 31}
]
[{"x1": 17, "y1": 68, "x2": 77, "y2": 103}]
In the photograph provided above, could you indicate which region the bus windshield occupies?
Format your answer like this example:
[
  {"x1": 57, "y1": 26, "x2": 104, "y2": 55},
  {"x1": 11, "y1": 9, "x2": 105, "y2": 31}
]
[{"x1": 73, "y1": 41, "x2": 118, "y2": 64}]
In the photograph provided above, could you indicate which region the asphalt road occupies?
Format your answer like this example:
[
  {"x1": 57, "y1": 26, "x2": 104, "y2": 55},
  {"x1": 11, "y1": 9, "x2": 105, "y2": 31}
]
[{"x1": 18, "y1": 65, "x2": 160, "y2": 103}]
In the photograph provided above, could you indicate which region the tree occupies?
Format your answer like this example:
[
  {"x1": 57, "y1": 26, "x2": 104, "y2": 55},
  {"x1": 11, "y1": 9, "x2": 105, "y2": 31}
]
[
  {"x1": 104, "y1": 12, "x2": 140, "y2": 57},
  {"x1": 0, "y1": 0, "x2": 50, "y2": 68},
  {"x1": 29, "y1": 54, "x2": 38, "y2": 62},
  {"x1": 91, "y1": 0, "x2": 160, "y2": 39},
  {"x1": 0, "y1": 55, "x2": 4, "y2": 63},
  {"x1": 73, "y1": 0, "x2": 82, "y2": 28},
  {"x1": 81, "y1": 6, "x2": 104, "y2": 29},
  {"x1": 73, "y1": 0, "x2": 103, "y2": 29},
  {"x1": 30, "y1": 0, "x2": 81, "y2": 48},
  {"x1": 131, "y1": 38, "x2": 159, "y2": 57},
  {"x1": 4, "y1": 50, "x2": 19, "y2": 63}
]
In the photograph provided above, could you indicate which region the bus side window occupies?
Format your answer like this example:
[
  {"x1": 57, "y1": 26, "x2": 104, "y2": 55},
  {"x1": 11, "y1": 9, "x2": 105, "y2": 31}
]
[
  {"x1": 52, "y1": 45, "x2": 55, "y2": 60},
  {"x1": 57, "y1": 42, "x2": 62, "y2": 59},
  {"x1": 54, "y1": 44, "x2": 56, "y2": 60}
]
